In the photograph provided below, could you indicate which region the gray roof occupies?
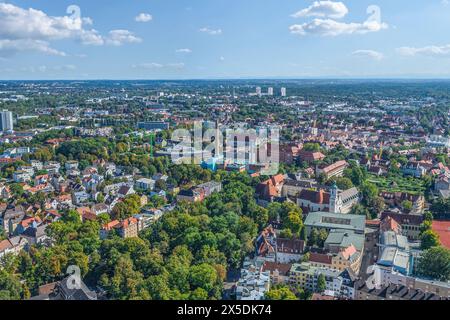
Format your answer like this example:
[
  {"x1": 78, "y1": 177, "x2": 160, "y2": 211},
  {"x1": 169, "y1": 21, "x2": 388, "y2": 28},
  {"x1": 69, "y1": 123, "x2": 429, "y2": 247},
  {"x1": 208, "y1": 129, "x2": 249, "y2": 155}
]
[
  {"x1": 378, "y1": 247, "x2": 411, "y2": 272},
  {"x1": 325, "y1": 230, "x2": 365, "y2": 252},
  {"x1": 339, "y1": 187, "x2": 359, "y2": 201},
  {"x1": 304, "y1": 211, "x2": 366, "y2": 233},
  {"x1": 380, "y1": 231, "x2": 409, "y2": 251},
  {"x1": 439, "y1": 189, "x2": 450, "y2": 199},
  {"x1": 55, "y1": 276, "x2": 97, "y2": 300}
]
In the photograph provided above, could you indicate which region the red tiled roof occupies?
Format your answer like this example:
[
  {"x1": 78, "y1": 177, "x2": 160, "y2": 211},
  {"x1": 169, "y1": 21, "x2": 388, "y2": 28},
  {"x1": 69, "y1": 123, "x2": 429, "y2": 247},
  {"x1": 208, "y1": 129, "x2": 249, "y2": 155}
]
[
  {"x1": 120, "y1": 217, "x2": 138, "y2": 228},
  {"x1": 366, "y1": 219, "x2": 381, "y2": 226},
  {"x1": 262, "y1": 261, "x2": 292, "y2": 275},
  {"x1": 20, "y1": 216, "x2": 42, "y2": 228},
  {"x1": 432, "y1": 221, "x2": 450, "y2": 249},
  {"x1": 271, "y1": 174, "x2": 285, "y2": 186},
  {"x1": 76, "y1": 207, "x2": 93, "y2": 216},
  {"x1": 311, "y1": 293, "x2": 335, "y2": 300},
  {"x1": 0, "y1": 239, "x2": 12, "y2": 251},
  {"x1": 298, "y1": 189, "x2": 330, "y2": 204},
  {"x1": 380, "y1": 216, "x2": 401, "y2": 233},
  {"x1": 299, "y1": 151, "x2": 326, "y2": 162},
  {"x1": 321, "y1": 160, "x2": 348, "y2": 174},
  {"x1": 103, "y1": 220, "x2": 120, "y2": 230},
  {"x1": 341, "y1": 245, "x2": 357, "y2": 260},
  {"x1": 309, "y1": 252, "x2": 332, "y2": 265}
]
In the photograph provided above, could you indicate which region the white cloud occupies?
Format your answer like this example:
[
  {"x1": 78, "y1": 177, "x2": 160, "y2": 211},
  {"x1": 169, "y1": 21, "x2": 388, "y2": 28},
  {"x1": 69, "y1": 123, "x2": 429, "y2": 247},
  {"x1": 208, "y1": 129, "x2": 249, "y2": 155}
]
[
  {"x1": 132, "y1": 62, "x2": 185, "y2": 70},
  {"x1": 132, "y1": 63, "x2": 164, "y2": 69},
  {"x1": 352, "y1": 49, "x2": 384, "y2": 60},
  {"x1": 219, "y1": 56, "x2": 225, "y2": 61},
  {"x1": 19, "y1": 64, "x2": 76, "y2": 73},
  {"x1": 135, "y1": 13, "x2": 152, "y2": 23},
  {"x1": 291, "y1": 1, "x2": 349, "y2": 19},
  {"x1": 199, "y1": 27, "x2": 222, "y2": 35},
  {"x1": 290, "y1": 18, "x2": 388, "y2": 36},
  {"x1": 442, "y1": 0, "x2": 450, "y2": 6},
  {"x1": 0, "y1": 2, "x2": 142, "y2": 56},
  {"x1": 0, "y1": 39, "x2": 66, "y2": 57},
  {"x1": 0, "y1": 3, "x2": 99, "y2": 42},
  {"x1": 176, "y1": 48, "x2": 192, "y2": 53},
  {"x1": 397, "y1": 44, "x2": 450, "y2": 57},
  {"x1": 106, "y1": 30, "x2": 142, "y2": 46}
]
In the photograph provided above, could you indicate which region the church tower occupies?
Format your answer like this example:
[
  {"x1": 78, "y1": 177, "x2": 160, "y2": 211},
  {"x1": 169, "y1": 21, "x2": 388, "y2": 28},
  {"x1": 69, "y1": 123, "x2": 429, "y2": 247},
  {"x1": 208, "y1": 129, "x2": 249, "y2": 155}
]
[{"x1": 329, "y1": 182, "x2": 340, "y2": 213}]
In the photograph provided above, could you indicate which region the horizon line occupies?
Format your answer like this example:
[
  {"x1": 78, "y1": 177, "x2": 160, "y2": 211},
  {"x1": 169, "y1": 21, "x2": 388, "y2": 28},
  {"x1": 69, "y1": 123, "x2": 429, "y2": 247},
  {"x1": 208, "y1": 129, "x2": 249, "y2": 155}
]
[{"x1": 3, "y1": 77, "x2": 450, "y2": 82}]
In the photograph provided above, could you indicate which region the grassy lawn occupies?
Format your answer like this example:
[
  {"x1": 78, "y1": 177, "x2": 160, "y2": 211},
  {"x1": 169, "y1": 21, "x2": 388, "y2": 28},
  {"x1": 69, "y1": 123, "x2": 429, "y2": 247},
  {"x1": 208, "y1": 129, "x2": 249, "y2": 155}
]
[{"x1": 367, "y1": 174, "x2": 426, "y2": 195}]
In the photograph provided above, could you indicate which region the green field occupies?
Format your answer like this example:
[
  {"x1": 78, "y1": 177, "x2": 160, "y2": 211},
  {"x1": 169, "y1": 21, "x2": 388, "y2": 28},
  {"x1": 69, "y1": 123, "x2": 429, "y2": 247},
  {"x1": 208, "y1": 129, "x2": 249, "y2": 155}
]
[{"x1": 367, "y1": 174, "x2": 426, "y2": 195}]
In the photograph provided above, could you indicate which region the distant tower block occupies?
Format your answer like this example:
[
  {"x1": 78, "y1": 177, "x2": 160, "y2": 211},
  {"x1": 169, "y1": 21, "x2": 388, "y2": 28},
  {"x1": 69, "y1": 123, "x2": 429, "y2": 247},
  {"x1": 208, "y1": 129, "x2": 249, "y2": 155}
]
[
  {"x1": 281, "y1": 87, "x2": 287, "y2": 97},
  {"x1": 0, "y1": 110, "x2": 13, "y2": 132},
  {"x1": 268, "y1": 87, "x2": 274, "y2": 96},
  {"x1": 256, "y1": 87, "x2": 262, "y2": 96}
]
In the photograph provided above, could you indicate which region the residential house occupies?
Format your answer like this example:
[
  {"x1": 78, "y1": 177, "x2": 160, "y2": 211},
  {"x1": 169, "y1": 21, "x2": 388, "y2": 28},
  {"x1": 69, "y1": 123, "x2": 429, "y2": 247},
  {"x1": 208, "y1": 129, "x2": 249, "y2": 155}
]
[
  {"x1": 434, "y1": 174, "x2": 450, "y2": 199},
  {"x1": 135, "y1": 178, "x2": 155, "y2": 191},
  {"x1": 261, "y1": 261, "x2": 292, "y2": 285},
  {"x1": 91, "y1": 203, "x2": 109, "y2": 216},
  {"x1": 30, "y1": 276, "x2": 97, "y2": 300},
  {"x1": 177, "y1": 181, "x2": 222, "y2": 203},
  {"x1": 21, "y1": 224, "x2": 49, "y2": 246},
  {"x1": 0, "y1": 236, "x2": 27, "y2": 258},
  {"x1": 1, "y1": 206, "x2": 26, "y2": 235},
  {"x1": 13, "y1": 170, "x2": 32, "y2": 183},
  {"x1": 402, "y1": 161, "x2": 427, "y2": 178},
  {"x1": 117, "y1": 185, "x2": 135, "y2": 198},
  {"x1": 298, "y1": 151, "x2": 326, "y2": 164},
  {"x1": 255, "y1": 174, "x2": 285, "y2": 203},
  {"x1": 235, "y1": 259, "x2": 271, "y2": 300},
  {"x1": 275, "y1": 238, "x2": 305, "y2": 263},
  {"x1": 380, "y1": 210, "x2": 423, "y2": 240}
]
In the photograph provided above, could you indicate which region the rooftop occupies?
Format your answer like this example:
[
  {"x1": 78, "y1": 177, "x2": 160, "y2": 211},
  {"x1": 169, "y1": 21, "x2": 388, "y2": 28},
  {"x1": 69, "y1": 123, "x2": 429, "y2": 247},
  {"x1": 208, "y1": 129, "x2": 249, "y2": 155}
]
[{"x1": 304, "y1": 211, "x2": 366, "y2": 233}]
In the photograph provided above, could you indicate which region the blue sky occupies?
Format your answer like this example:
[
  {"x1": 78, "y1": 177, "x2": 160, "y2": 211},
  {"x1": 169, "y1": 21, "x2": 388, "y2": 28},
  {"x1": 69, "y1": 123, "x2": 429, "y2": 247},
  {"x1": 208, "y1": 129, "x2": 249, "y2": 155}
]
[{"x1": 1, "y1": 0, "x2": 450, "y2": 79}]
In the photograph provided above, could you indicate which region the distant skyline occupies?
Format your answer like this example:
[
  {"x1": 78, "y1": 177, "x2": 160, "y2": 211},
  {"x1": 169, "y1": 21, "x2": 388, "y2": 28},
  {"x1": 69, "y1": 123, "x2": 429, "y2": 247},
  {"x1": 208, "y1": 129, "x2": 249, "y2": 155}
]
[{"x1": 1, "y1": 0, "x2": 450, "y2": 80}]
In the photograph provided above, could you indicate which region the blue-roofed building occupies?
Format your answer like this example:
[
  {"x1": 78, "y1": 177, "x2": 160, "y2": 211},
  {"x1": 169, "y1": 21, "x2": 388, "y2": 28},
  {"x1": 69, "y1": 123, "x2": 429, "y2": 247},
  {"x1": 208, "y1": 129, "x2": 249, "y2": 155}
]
[{"x1": 377, "y1": 230, "x2": 415, "y2": 275}]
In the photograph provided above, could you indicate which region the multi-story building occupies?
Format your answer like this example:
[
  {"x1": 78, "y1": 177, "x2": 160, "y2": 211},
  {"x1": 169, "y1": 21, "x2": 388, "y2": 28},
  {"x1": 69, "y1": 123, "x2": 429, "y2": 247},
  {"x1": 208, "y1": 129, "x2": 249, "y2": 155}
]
[
  {"x1": 366, "y1": 264, "x2": 450, "y2": 298},
  {"x1": 289, "y1": 262, "x2": 356, "y2": 299},
  {"x1": 176, "y1": 181, "x2": 222, "y2": 203},
  {"x1": 0, "y1": 110, "x2": 13, "y2": 132},
  {"x1": 117, "y1": 217, "x2": 139, "y2": 238},
  {"x1": 135, "y1": 178, "x2": 155, "y2": 191},
  {"x1": 316, "y1": 160, "x2": 348, "y2": 180},
  {"x1": 236, "y1": 259, "x2": 271, "y2": 300},
  {"x1": 380, "y1": 211, "x2": 423, "y2": 240},
  {"x1": 304, "y1": 211, "x2": 366, "y2": 236},
  {"x1": 355, "y1": 281, "x2": 447, "y2": 300}
]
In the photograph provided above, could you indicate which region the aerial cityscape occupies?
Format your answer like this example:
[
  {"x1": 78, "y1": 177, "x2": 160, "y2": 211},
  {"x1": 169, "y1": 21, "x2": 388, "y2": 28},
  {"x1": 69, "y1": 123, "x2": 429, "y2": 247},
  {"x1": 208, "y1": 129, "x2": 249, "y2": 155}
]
[{"x1": 0, "y1": 0, "x2": 449, "y2": 307}]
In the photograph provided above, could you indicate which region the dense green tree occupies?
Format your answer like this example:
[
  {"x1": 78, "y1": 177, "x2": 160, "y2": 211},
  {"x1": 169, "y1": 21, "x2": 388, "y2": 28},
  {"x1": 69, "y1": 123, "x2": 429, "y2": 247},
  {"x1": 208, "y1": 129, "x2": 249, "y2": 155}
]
[
  {"x1": 316, "y1": 274, "x2": 327, "y2": 293},
  {"x1": 265, "y1": 286, "x2": 297, "y2": 300},
  {"x1": 189, "y1": 263, "x2": 218, "y2": 293},
  {"x1": 416, "y1": 247, "x2": 450, "y2": 281},
  {"x1": 420, "y1": 230, "x2": 440, "y2": 250},
  {"x1": 0, "y1": 269, "x2": 23, "y2": 300}
]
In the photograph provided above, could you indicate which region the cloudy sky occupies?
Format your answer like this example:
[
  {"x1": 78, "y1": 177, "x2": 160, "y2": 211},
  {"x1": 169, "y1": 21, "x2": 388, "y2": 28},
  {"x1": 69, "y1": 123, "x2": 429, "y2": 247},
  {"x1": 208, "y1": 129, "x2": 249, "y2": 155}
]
[{"x1": 0, "y1": 0, "x2": 450, "y2": 79}]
